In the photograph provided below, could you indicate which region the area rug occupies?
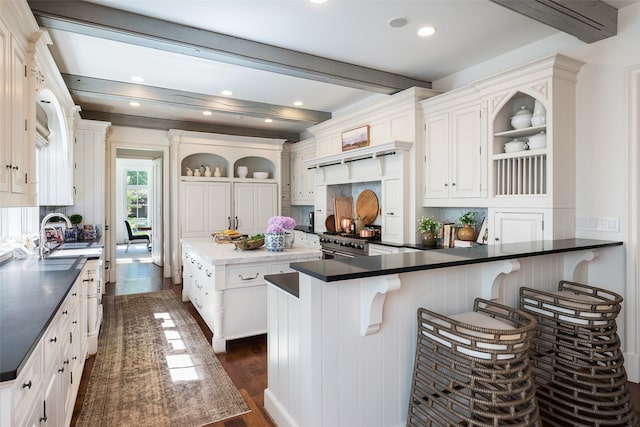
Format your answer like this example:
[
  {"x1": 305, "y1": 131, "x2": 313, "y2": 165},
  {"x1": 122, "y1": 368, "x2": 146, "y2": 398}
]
[{"x1": 76, "y1": 290, "x2": 250, "y2": 427}]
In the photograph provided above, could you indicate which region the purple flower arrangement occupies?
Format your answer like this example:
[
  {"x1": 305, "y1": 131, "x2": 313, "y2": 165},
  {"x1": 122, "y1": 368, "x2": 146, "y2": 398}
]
[{"x1": 266, "y1": 216, "x2": 296, "y2": 234}]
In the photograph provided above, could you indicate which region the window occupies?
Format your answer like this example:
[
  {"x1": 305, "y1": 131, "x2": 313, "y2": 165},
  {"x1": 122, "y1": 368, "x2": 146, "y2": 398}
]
[{"x1": 126, "y1": 170, "x2": 150, "y2": 229}]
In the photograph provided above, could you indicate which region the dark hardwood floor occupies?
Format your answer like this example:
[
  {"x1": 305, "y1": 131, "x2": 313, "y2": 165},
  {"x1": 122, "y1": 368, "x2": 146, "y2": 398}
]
[{"x1": 72, "y1": 248, "x2": 640, "y2": 426}]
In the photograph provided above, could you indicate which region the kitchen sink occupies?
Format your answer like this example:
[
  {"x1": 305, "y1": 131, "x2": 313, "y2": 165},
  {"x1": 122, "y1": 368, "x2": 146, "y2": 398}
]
[{"x1": 56, "y1": 242, "x2": 94, "y2": 249}]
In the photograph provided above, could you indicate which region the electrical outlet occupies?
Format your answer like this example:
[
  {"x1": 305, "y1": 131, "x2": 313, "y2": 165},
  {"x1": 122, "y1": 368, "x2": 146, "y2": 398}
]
[{"x1": 576, "y1": 216, "x2": 620, "y2": 232}]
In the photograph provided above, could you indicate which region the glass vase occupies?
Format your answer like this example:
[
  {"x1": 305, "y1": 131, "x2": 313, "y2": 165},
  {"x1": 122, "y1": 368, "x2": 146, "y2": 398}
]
[{"x1": 284, "y1": 231, "x2": 295, "y2": 249}]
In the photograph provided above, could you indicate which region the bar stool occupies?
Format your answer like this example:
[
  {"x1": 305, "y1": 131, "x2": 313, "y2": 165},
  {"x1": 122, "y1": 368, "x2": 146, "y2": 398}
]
[
  {"x1": 520, "y1": 280, "x2": 637, "y2": 426},
  {"x1": 407, "y1": 298, "x2": 540, "y2": 426}
]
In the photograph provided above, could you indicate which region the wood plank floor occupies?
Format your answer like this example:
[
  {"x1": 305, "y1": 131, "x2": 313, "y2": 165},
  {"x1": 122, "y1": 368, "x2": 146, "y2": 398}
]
[{"x1": 72, "y1": 254, "x2": 640, "y2": 426}]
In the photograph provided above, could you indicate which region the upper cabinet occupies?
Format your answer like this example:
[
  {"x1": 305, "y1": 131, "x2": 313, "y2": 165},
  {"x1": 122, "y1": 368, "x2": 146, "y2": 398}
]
[
  {"x1": 0, "y1": 14, "x2": 36, "y2": 207},
  {"x1": 290, "y1": 138, "x2": 316, "y2": 205},
  {"x1": 422, "y1": 88, "x2": 486, "y2": 207},
  {"x1": 479, "y1": 54, "x2": 584, "y2": 210}
]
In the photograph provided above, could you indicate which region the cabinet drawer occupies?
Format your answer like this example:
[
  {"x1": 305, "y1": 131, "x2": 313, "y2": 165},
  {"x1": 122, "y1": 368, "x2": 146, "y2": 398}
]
[
  {"x1": 12, "y1": 340, "x2": 43, "y2": 418},
  {"x1": 227, "y1": 264, "x2": 269, "y2": 288}
]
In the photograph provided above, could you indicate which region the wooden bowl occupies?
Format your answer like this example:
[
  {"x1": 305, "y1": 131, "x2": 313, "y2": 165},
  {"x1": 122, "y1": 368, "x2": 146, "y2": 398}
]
[{"x1": 233, "y1": 237, "x2": 265, "y2": 250}]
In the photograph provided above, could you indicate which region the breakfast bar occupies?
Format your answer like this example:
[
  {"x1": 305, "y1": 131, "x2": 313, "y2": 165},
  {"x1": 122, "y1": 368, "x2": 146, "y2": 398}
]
[{"x1": 264, "y1": 239, "x2": 625, "y2": 427}]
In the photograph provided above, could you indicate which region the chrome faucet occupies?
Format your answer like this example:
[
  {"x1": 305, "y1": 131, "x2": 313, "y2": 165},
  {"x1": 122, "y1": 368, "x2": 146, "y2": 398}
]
[{"x1": 39, "y1": 213, "x2": 72, "y2": 258}]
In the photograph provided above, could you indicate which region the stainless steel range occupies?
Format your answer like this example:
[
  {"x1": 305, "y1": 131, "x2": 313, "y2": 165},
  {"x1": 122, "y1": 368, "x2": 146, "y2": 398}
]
[{"x1": 319, "y1": 232, "x2": 379, "y2": 259}]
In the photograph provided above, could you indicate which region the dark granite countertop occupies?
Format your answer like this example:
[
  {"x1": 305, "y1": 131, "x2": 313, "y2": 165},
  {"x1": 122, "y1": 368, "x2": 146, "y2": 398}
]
[
  {"x1": 265, "y1": 272, "x2": 299, "y2": 297},
  {"x1": 0, "y1": 255, "x2": 87, "y2": 382},
  {"x1": 291, "y1": 239, "x2": 623, "y2": 282}
]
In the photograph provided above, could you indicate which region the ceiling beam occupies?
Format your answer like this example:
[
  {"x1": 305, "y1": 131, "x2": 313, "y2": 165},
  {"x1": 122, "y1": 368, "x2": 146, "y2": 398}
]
[
  {"x1": 490, "y1": 0, "x2": 617, "y2": 43},
  {"x1": 62, "y1": 74, "x2": 331, "y2": 124},
  {"x1": 81, "y1": 110, "x2": 301, "y2": 142},
  {"x1": 28, "y1": 0, "x2": 432, "y2": 94}
]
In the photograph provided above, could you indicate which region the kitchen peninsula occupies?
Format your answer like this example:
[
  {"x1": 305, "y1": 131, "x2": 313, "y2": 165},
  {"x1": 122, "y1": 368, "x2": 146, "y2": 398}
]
[
  {"x1": 181, "y1": 237, "x2": 321, "y2": 352},
  {"x1": 264, "y1": 238, "x2": 624, "y2": 427}
]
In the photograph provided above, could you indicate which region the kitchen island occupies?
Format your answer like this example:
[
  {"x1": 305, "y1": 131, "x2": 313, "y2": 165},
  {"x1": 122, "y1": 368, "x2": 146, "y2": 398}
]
[
  {"x1": 264, "y1": 239, "x2": 625, "y2": 427},
  {"x1": 180, "y1": 237, "x2": 321, "y2": 352}
]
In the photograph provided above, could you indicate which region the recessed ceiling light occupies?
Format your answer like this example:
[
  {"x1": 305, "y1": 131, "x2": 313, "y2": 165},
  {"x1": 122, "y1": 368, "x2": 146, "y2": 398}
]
[
  {"x1": 293, "y1": 101, "x2": 304, "y2": 107},
  {"x1": 131, "y1": 75, "x2": 144, "y2": 83},
  {"x1": 310, "y1": 0, "x2": 326, "y2": 3},
  {"x1": 221, "y1": 90, "x2": 233, "y2": 96},
  {"x1": 388, "y1": 17, "x2": 409, "y2": 28},
  {"x1": 129, "y1": 101, "x2": 140, "y2": 107},
  {"x1": 264, "y1": 118, "x2": 273, "y2": 123},
  {"x1": 417, "y1": 26, "x2": 436, "y2": 37},
  {"x1": 202, "y1": 111, "x2": 212, "y2": 116}
]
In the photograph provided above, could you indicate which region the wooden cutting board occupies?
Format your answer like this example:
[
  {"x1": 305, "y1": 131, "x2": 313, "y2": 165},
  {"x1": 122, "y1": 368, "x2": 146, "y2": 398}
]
[
  {"x1": 325, "y1": 215, "x2": 336, "y2": 232},
  {"x1": 356, "y1": 190, "x2": 379, "y2": 224},
  {"x1": 333, "y1": 197, "x2": 354, "y2": 232}
]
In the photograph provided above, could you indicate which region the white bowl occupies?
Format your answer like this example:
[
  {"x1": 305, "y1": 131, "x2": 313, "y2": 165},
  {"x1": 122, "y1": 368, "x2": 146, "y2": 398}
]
[
  {"x1": 527, "y1": 131, "x2": 546, "y2": 149},
  {"x1": 504, "y1": 140, "x2": 528, "y2": 153},
  {"x1": 253, "y1": 171, "x2": 269, "y2": 179},
  {"x1": 510, "y1": 113, "x2": 532, "y2": 129}
]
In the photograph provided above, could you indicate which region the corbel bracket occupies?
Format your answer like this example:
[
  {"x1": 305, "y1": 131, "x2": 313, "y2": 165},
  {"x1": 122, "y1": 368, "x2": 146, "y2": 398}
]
[
  {"x1": 482, "y1": 259, "x2": 521, "y2": 300},
  {"x1": 361, "y1": 274, "x2": 401, "y2": 336},
  {"x1": 564, "y1": 249, "x2": 598, "y2": 282}
]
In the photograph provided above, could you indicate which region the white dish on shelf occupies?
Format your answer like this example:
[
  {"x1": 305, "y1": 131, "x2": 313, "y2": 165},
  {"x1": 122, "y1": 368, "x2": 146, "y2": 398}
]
[
  {"x1": 527, "y1": 131, "x2": 546, "y2": 149},
  {"x1": 504, "y1": 139, "x2": 528, "y2": 153},
  {"x1": 253, "y1": 171, "x2": 269, "y2": 179}
]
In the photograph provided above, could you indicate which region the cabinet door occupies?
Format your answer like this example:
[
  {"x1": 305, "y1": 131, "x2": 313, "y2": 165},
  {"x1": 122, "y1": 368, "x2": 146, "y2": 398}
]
[
  {"x1": 10, "y1": 36, "x2": 28, "y2": 195},
  {"x1": 234, "y1": 183, "x2": 277, "y2": 236},
  {"x1": 0, "y1": 19, "x2": 9, "y2": 193},
  {"x1": 314, "y1": 184, "x2": 327, "y2": 232},
  {"x1": 493, "y1": 211, "x2": 543, "y2": 244},
  {"x1": 181, "y1": 182, "x2": 210, "y2": 237},
  {"x1": 208, "y1": 182, "x2": 232, "y2": 232},
  {"x1": 382, "y1": 178, "x2": 403, "y2": 243},
  {"x1": 424, "y1": 112, "x2": 450, "y2": 199},
  {"x1": 450, "y1": 104, "x2": 482, "y2": 198}
]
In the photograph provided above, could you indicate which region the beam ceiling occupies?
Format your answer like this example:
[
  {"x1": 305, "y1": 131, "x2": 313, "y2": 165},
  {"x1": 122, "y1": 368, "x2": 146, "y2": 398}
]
[
  {"x1": 490, "y1": 0, "x2": 618, "y2": 43},
  {"x1": 28, "y1": 0, "x2": 433, "y2": 94}
]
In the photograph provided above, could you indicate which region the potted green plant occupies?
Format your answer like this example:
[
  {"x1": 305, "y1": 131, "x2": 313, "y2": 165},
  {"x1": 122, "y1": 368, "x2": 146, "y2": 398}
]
[
  {"x1": 417, "y1": 216, "x2": 440, "y2": 247},
  {"x1": 457, "y1": 211, "x2": 477, "y2": 241}
]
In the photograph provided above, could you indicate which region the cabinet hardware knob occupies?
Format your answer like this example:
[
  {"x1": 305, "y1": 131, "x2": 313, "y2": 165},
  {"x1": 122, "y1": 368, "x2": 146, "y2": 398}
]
[
  {"x1": 197, "y1": 263, "x2": 202, "y2": 269},
  {"x1": 495, "y1": 238, "x2": 500, "y2": 241},
  {"x1": 73, "y1": 356, "x2": 78, "y2": 361},
  {"x1": 5, "y1": 164, "x2": 11, "y2": 169},
  {"x1": 50, "y1": 337, "x2": 57, "y2": 343},
  {"x1": 206, "y1": 271, "x2": 212, "y2": 277},
  {"x1": 73, "y1": 320, "x2": 78, "y2": 324},
  {"x1": 238, "y1": 273, "x2": 259, "y2": 280},
  {"x1": 72, "y1": 292, "x2": 77, "y2": 296},
  {"x1": 444, "y1": 183, "x2": 448, "y2": 187},
  {"x1": 62, "y1": 310, "x2": 68, "y2": 315},
  {"x1": 22, "y1": 380, "x2": 32, "y2": 389},
  {"x1": 64, "y1": 359, "x2": 70, "y2": 365},
  {"x1": 58, "y1": 367, "x2": 64, "y2": 373},
  {"x1": 451, "y1": 182, "x2": 456, "y2": 186},
  {"x1": 388, "y1": 212, "x2": 395, "y2": 216},
  {"x1": 12, "y1": 165, "x2": 18, "y2": 170}
]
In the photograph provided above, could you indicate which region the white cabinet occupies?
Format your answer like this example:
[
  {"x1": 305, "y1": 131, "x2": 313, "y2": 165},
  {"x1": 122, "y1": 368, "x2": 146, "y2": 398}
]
[
  {"x1": 381, "y1": 178, "x2": 404, "y2": 243},
  {"x1": 180, "y1": 180, "x2": 276, "y2": 238},
  {"x1": 0, "y1": 275, "x2": 87, "y2": 427},
  {"x1": 0, "y1": 16, "x2": 36, "y2": 207},
  {"x1": 180, "y1": 241, "x2": 321, "y2": 352},
  {"x1": 422, "y1": 96, "x2": 484, "y2": 205},
  {"x1": 180, "y1": 180, "x2": 231, "y2": 237},
  {"x1": 491, "y1": 210, "x2": 544, "y2": 244},
  {"x1": 73, "y1": 120, "x2": 109, "y2": 226},
  {"x1": 290, "y1": 139, "x2": 316, "y2": 205},
  {"x1": 314, "y1": 184, "x2": 327, "y2": 232},
  {"x1": 234, "y1": 182, "x2": 277, "y2": 236}
]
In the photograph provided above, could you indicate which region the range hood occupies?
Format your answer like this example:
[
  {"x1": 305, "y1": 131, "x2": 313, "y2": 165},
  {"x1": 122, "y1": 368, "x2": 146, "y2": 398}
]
[{"x1": 304, "y1": 140, "x2": 413, "y2": 170}]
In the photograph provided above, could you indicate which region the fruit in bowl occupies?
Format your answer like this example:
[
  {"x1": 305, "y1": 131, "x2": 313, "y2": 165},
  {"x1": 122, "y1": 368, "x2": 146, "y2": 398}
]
[{"x1": 233, "y1": 234, "x2": 265, "y2": 250}]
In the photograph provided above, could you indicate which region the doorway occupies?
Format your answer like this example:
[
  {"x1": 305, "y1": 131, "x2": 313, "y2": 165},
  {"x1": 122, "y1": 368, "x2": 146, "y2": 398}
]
[{"x1": 106, "y1": 146, "x2": 168, "y2": 285}]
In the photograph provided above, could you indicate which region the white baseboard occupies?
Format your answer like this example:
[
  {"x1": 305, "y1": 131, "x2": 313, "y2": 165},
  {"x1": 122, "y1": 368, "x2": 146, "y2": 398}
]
[{"x1": 264, "y1": 388, "x2": 299, "y2": 427}]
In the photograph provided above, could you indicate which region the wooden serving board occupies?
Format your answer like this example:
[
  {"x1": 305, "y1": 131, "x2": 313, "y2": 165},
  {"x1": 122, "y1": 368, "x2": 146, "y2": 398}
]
[
  {"x1": 333, "y1": 197, "x2": 354, "y2": 232},
  {"x1": 356, "y1": 190, "x2": 379, "y2": 224}
]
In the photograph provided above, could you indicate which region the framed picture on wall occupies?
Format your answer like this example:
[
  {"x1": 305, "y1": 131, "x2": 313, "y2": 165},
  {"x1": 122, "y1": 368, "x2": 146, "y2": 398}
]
[{"x1": 341, "y1": 125, "x2": 370, "y2": 152}]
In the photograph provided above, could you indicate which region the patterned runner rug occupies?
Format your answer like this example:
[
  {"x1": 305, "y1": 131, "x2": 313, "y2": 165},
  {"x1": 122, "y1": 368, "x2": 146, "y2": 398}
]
[{"x1": 76, "y1": 290, "x2": 250, "y2": 427}]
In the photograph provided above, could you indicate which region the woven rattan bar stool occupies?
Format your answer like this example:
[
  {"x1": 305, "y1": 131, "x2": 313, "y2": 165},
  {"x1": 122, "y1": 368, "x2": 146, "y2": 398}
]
[
  {"x1": 407, "y1": 298, "x2": 540, "y2": 427},
  {"x1": 520, "y1": 280, "x2": 637, "y2": 426}
]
